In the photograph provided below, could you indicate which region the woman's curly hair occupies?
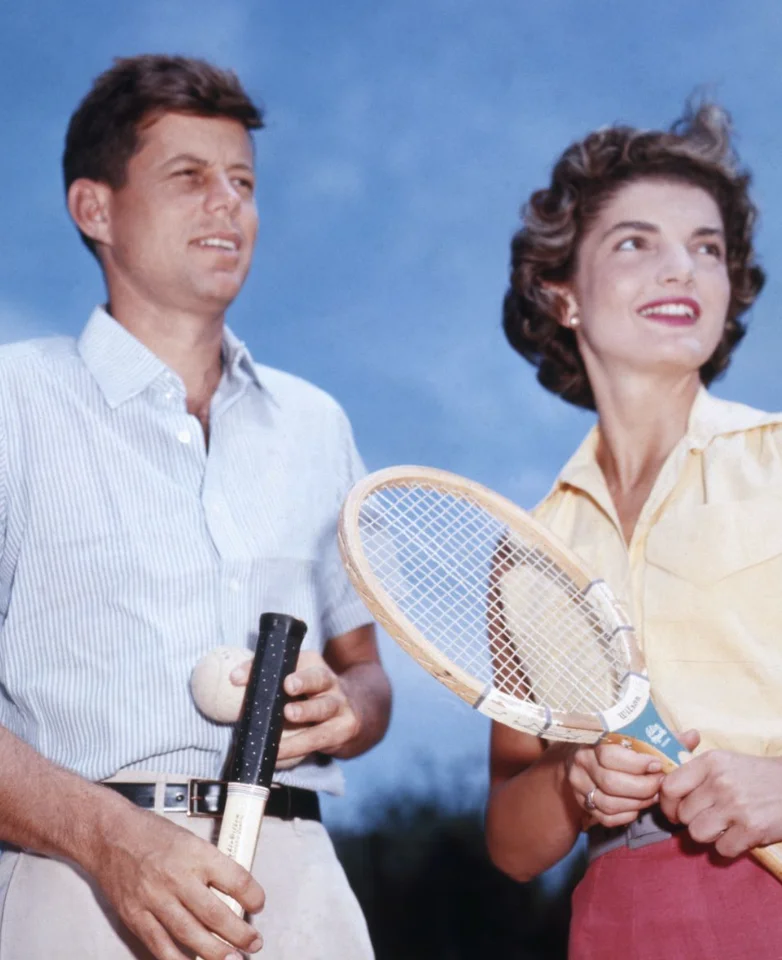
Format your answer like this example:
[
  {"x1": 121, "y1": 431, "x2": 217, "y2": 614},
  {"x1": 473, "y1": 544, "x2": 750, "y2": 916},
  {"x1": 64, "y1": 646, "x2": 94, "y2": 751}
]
[{"x1": 502, "y1": 102, "x2": 765, "y2": 410}]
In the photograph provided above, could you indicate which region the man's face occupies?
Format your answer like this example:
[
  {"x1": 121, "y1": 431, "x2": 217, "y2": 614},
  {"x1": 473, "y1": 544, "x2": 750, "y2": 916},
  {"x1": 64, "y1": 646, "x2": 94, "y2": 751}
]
[{"x1": 102, "y1": 112, "x2": 258, "y2": 316}]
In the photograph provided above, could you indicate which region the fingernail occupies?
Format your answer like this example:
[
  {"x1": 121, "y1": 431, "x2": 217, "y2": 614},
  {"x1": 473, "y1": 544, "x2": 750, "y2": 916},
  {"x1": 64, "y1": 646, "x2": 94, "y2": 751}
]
[
  {"x1": 230, "y1": 667, "x2": 245, "y2": 683},
  {"x1": 648, "y1": 762, "x2": 662, "y2": 773},
  {"x1": 288, "y1": 705, "x2": 301, "y2": 721},
  {"x1": 288, "y1": 677, "x2": 302, "y2": 694},
  {"x1": 249, "y1": 938, "x2": 263, "y2": 953}
]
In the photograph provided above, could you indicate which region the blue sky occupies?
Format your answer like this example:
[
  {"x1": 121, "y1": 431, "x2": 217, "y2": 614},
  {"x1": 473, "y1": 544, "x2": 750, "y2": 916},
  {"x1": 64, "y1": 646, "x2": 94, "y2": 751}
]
[{"x1": 3, "y1": 1, "x2": 782, "y2": 833}]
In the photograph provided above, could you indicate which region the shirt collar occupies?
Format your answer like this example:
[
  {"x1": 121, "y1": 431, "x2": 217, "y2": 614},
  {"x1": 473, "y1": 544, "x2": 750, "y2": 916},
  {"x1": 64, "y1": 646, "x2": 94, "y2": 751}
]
[
  {"x1": 221, "y1": 324, "x2": 265, "y2": 394},
  {"x1": 685, "y1": 386, "x2": 782, "y2": 450},
  {"x1": 554, "y1": 386, "x2": 782, "y2": 499},
  {"x1": 78, "y1": 306, "x2": 269, "y2": 408}
]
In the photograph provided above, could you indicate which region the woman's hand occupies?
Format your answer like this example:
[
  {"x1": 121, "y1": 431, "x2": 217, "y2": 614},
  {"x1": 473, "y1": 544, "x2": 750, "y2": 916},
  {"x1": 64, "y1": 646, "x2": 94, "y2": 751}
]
[
  {"x1": 566, "y1": 730, "x2": 700, "y2": 828},
  {"x1": 661, "y1": 748, "x2": 782, "y2": 857}
]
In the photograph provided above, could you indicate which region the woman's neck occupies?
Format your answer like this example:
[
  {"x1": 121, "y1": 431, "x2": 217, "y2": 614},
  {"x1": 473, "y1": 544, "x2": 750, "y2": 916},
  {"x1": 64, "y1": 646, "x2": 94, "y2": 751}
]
[{"x1": 589, "y1": 371, "x2": 701, "y2": 542}]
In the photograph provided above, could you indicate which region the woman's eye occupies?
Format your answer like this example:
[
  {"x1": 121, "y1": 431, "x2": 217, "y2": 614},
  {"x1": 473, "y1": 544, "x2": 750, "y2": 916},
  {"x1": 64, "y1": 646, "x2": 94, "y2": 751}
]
[
  {"x1": 616, "y1": 236, "x2": 642, "y2": 251},
  {"x1": 697, "y1": 242, "x2": 724, "y2": 259}
]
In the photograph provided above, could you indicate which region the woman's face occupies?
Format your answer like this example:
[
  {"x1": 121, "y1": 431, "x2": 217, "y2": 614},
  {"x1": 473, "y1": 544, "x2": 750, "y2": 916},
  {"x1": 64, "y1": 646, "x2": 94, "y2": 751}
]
[{"x1": 567, "y1": 178, "x2": 731, "y2": 380}]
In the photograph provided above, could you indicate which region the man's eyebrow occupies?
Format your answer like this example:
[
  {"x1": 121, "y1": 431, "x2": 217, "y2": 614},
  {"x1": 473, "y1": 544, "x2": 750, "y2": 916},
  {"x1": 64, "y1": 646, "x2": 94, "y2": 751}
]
[
  {"x1": 162, "y1": 153, "x2": 208, "y2": 168},
  {"x1": 161, "y1": 154, "x2": 254, "y2": 172}
]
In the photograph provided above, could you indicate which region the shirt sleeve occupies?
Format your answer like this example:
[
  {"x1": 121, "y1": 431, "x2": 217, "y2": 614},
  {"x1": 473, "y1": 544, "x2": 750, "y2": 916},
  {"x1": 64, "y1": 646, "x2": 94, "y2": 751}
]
[
  {"x1": 0, "y1": 406, "x2": 9, "y2": 626},
  {"x1": 0, "y1": 408, "x2": 7, "y2": 558},
  {"x1": 319, "y1": 404, "x2": 374, "y2": 641}
]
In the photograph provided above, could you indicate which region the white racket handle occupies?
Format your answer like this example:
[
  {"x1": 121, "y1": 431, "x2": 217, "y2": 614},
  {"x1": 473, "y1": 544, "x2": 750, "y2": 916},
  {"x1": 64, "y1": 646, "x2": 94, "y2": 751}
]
[{"x1": 195, "y1": 783, "x2": 269, "y2": 960}]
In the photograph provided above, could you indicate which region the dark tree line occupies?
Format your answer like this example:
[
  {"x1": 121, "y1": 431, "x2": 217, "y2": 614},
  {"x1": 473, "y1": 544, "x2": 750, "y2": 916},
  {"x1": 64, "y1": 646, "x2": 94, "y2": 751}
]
[{"x1": 333, "y1": 799, "x2": 585, "y2": 959}]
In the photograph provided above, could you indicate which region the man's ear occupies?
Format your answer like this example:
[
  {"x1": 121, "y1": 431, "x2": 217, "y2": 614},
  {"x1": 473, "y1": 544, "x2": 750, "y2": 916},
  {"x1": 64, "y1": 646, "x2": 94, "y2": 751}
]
[{"x1": 67, "y1": 179, "x2": 113, "y2": 248}]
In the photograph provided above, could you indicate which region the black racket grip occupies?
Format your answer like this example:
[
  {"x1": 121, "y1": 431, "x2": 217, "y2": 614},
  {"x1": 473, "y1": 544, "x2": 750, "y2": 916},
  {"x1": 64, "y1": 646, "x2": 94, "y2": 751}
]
[{"x1": 228, "y1": 613, "x2": 307, "y2": 789}]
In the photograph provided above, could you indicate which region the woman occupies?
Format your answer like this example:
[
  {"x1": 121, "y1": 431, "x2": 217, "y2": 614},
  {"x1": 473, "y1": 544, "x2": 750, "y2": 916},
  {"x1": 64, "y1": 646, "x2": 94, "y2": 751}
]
[{"x1": 486, "y1": 101, "x2": 782, "y2": 958}]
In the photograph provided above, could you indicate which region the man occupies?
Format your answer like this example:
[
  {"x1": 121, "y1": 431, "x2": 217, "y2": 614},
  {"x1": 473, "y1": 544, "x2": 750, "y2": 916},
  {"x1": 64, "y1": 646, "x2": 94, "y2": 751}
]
[{"x1": 0, "y1": 55, "x2": 391, "y2": 960}]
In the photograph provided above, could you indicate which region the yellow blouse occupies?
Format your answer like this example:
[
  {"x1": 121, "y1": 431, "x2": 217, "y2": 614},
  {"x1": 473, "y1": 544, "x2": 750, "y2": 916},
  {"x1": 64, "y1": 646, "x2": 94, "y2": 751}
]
[{"x1": 533, "y1": 388, "x2": 782, "y2": 758}]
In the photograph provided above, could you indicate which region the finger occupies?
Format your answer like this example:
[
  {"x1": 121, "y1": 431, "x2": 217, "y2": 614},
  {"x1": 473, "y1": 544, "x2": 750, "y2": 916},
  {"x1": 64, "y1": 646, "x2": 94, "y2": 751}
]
[
  {"x1": 660, "y1": 755, "x2": 710, "y2": 801},
  {"x1": 182, "y1": 881, "x2": 264, "y2": 955},
  {"x1": 591, "y1": 767, "x2": 664, "y2": 802},
  {"x1": 276, "y1": 714, "x2": 356, "y2": 756},
  {"x1": 285, "y1": 665, "x2": 335, "y2": 697},
  {"x1": 567, "y1": 750, "x2": 661, "y2": 806},
  {"x1": 285, "y1": 694, "x2": 340, "y2": 725},
  {"x1": 132, "y1": 909, "x2": 192, "y2": 960},
  {"x1": 586, "y1": 785, "x2": 661, "y2": 818},
  {"x1": 276, "y1": 729, "x2": 314, "y2": 762},
  {"x1": 229, "y1": 662, "x2": 251, "y2": 686},
  {"x1": 571, "y1": 751, "x2": 663, "y2": 801},
  {"x1": 153, "y1": 894, "x2": 258, "y2": 960},
  {"x1": 591, "y1": 809, "x2": 643, "y2": 829},
  {"x1": 593, "y1": 743, "x2": 663, "y2": 776},
  {"x1": 678, "y1": 728, "x2": 701, "y2": 752},
  {"x1": 203, "y1": 855, "x2": 265, "y2": 917},
  {"x1": 674, "y1": 786, "x2": 716, "y2": 828},
  {"x1": 658, "y1": 790, "x2": 681, "y2": 823},
  {"x1": 685, "y1": 806, "x2": 726, "y2": 846},
  {"x1": 715, "y1": 825, "x2": 750, "y2": 860}
]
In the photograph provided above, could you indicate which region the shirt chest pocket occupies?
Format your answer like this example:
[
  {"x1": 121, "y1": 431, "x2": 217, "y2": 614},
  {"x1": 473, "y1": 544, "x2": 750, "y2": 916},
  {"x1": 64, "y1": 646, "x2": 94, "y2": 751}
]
[
  {"x1": 643, "y1": 497, "x2": 782, "y2": 666},
  {"x1": 645, "y1": 497, "x2": 782, "y2": 589}
]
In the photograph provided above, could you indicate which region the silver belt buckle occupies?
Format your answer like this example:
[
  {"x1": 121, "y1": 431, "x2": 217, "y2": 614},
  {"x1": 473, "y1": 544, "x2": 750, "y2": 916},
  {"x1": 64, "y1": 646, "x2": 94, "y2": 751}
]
[{"x1": 186, "y1": 778, "x2": 223, "y2": 817}]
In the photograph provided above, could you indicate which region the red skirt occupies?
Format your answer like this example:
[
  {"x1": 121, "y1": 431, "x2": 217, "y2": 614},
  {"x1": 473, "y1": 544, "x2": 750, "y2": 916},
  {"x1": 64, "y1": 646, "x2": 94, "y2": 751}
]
[{"x1": 569, "y1": 834, "x2": 782, "y2": 960}]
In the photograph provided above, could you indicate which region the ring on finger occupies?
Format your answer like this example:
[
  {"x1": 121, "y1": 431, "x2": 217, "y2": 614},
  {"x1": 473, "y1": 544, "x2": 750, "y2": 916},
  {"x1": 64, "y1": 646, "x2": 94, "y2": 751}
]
[{"x1": 584, "y1": 787, "x2": 597, "y2": 812}]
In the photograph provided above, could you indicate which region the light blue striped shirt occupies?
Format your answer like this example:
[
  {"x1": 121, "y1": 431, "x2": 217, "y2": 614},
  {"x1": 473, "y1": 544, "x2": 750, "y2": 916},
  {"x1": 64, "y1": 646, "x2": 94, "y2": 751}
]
[{"x1": 0, "y1": 307, "x2": 371, "y2": 794}]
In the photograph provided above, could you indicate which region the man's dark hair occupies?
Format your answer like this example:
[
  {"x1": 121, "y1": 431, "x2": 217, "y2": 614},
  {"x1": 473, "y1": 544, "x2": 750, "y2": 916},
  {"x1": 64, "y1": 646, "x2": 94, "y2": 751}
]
[
  {"x1": 63, "y1": 54, "x2": 264, "y2": 254},
  {"x1": 502, "y1": 101, "x2": 764, "y2": 410}
]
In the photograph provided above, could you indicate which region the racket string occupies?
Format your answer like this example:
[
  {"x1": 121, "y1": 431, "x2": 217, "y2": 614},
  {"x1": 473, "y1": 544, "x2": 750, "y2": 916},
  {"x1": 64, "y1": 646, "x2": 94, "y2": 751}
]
[{"x1": 360, "y1": 484, "x2": 629, "y2": 715}]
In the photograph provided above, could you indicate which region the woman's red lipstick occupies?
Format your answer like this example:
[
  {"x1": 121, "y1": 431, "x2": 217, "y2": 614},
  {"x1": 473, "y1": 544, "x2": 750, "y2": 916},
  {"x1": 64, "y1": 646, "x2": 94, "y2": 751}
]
[{"x1": 637, "y1": 297, "x2": 701, "y2": 326}]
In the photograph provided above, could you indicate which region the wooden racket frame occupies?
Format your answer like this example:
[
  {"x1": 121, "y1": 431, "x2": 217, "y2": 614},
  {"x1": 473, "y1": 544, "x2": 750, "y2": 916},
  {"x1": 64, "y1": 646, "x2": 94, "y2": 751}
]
[{"x1": 339, "y1": 465, "x2": 646, "y2": 741}]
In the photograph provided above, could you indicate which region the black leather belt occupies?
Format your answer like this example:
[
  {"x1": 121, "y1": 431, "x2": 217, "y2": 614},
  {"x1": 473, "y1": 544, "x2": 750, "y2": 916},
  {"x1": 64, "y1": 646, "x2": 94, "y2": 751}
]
[{"x1": 105, "y1": 780, "x2": 321, "y2": 821}]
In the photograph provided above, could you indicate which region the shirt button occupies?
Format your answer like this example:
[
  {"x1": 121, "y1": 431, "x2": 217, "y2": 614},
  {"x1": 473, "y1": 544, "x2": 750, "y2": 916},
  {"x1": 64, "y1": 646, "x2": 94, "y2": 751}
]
[{"x1": 177, "y1": 429, "x2": 191, "y2": 445}]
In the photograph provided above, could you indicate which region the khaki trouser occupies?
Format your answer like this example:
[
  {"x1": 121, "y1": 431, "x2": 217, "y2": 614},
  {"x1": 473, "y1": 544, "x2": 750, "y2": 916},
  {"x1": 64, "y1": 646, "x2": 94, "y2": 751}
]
[{"x1": 0, "y1": 773, "x2": 373, "y2": 960}]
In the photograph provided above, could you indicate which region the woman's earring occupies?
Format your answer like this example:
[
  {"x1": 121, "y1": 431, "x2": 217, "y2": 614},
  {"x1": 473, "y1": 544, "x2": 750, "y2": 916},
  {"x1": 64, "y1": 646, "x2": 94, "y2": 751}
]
[{"x1": 568, "y1": 315, "x2": 580, "y2": 329}]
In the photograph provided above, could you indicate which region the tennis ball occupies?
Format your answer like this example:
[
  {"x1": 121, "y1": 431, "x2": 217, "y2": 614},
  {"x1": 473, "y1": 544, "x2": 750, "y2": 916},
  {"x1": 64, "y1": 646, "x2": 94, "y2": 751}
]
[
  {"x1": 189, "y1": 646, "x2": 305, "y2": 771},
  {"x1": 190, "y1": 646, "x2": 253, "y2": 723}
]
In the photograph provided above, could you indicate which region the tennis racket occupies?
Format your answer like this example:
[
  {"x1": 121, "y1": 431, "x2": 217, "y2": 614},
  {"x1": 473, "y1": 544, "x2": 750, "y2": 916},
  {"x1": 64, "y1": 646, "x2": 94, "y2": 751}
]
[
  {"x1": 338, "y1": 465, "x2": 782, "y2": 881},
  {"x1": 202, "y1": 612, "x2": 307, "y2": 936}
]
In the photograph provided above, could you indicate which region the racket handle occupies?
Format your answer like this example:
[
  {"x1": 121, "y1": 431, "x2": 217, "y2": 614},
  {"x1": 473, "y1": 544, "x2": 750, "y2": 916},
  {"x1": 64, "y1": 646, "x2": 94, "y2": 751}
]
[
  {"x1": 194, "y1": 783, "x2": 269, "y2": 960},
  {"x1": 229, "y1": 613, "x2": 308, "y2": 788},
  {"x1": 750, "y1": 841, "x2": 782, "y2": 883},
  {"x1": 213, "y1": 783, "x2": 270, "y2": 913}
]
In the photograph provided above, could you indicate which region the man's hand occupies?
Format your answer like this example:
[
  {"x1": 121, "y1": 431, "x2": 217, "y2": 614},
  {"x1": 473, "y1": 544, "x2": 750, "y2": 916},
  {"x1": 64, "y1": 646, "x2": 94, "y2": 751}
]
[
  {"x1": 232, "y1": 650, "x2": 360, "y2": 765},
  {"x1": 661, "y1": 748, "x2": 782, "y2": 857},
  {"x1": 89, "y1": 803, "x2": 264, "y2": 960},
  {"x1": 229, "y1": 624, "x2": 391, "y2": 766}
]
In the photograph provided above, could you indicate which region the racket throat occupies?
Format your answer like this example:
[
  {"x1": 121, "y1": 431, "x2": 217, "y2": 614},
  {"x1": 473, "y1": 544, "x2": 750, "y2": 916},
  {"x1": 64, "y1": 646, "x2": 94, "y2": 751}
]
[{"x1": 601, "y1": 695, "x2": 689, "y2": 769}]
